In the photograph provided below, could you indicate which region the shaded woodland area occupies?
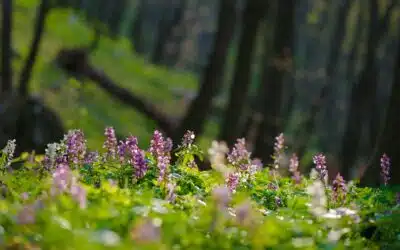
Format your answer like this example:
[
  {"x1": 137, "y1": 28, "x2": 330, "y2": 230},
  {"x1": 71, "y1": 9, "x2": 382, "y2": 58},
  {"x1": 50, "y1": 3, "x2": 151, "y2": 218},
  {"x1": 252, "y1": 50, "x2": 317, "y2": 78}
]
[{"x1": 0, "y1": 0, "x2": 399, "y2": 186}]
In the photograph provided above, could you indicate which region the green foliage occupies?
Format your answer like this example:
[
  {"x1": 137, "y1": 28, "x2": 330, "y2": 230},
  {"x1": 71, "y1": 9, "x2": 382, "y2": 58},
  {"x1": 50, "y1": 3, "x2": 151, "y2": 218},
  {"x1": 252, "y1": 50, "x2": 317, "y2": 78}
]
[{"x1": 0, "y1": 133, "x2": 399, "y2": 250}]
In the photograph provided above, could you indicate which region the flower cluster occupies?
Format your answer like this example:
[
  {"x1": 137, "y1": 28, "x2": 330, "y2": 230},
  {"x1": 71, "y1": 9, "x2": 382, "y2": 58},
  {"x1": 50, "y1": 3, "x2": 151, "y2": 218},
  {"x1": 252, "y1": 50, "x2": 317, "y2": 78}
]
[
  {"x1": 149, "y1": 130, "x2": 171, "y2": 183},
  {"x1": 181, "y1": 130, "x2": 195, "y2": 148},
  {"x1": 226, "y1": 171, "x2": 240, "y2": 193},
  {"x1": 332, "y1": 173, "x2": 347, "y2": 202},
  {"x1": 227, "y1": 138, "x2": 251, "y2": 171},
  {"x1": 313, "y1": 153, "x2": 327, "y2": 182},
  {"x1": 118, "y1": 136, "x2": 148, "y2": 179},
  {"x1": 64, "y1": 129, "x2": 87, "y2": 165},
  {"x1": 103, "y1": 127, "x2": 118, "y2": 159},
  {"x1": 380, "y1": 153, "x2": 390, "y2": 186},
  {"x1": 51, "y1": 163, "x2": 87, "y2": 209},
  {"x1": 273, "y1": 133, "x2": 285, "y2": 169}
]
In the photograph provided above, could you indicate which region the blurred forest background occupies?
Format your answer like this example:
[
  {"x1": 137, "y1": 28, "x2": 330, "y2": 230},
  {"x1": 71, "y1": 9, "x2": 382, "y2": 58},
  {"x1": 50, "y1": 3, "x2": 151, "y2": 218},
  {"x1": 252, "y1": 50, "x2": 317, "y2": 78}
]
[{"x1": 0, "y1": 0, "x2": 399, "y2": 186}]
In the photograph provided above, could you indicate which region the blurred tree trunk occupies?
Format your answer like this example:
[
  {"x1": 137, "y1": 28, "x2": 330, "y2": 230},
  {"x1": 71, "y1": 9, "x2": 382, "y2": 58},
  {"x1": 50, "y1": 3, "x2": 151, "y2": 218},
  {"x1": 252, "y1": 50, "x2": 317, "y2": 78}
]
[
  {"x1": 218, "y1": 0, "x2": 268, "y2": 146},
  {"x1": 341, "y1": 0, "x2": 396, "y2": 180},
  {"x1": 0, "y1": 0, "x2": 65, "y2": 154},
  {"x1": 1, "y1": 0, "x2": 13, "y2": 93},
  {"x1": 172, "y1": 0, "x2": 237, "y2": 143},
  {"x1": 361, "y1": 40, "x2": 400, "y2": 186},
  {"x1": 131, "y1": 0, "x2": 146, "y2": 54},
  {"x1": 296, "y1": 0, "x2": 352, "y2": 160},
  {"x1": 152, "y1": 0, "x2": 186, "y2": 65},
  {"x1": 253, "y1": 0, "x2": 294, "y2": 164},
  {"x1": 18, "y1": 0, "x2": 50, "y2": 97},
  {"x1": 107, "y1": 0, "x2": 127, "y2": 37}
]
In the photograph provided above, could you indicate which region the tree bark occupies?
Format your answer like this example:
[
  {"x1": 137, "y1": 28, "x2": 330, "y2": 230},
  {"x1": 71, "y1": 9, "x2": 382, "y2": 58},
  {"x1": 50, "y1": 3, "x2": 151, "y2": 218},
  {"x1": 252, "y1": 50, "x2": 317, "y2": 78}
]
[
  {"x1": 296, "y1": 0, "x2": 352, "y2": 159},
  {"x1": 18, "y1": 0, "x2": 50, "y2": 97},
  {"x1": 253, "y1": 0, "x2": 294, "y2": 164},
  {"x1": 361, "y1": 38, "x2": 400, "y2": 186},
  {"x1": 131, "y1": 0, "x2": 145, "y2": 54},
  {"x1": 152, "y1": 0, "x2": 186, "y2": 65},
  {"x1": 1, "y1": 0, "x2": 13, "y2": 93},
  {"x1": 218, "y1": 0, "x2": 267, "y2": 146},
  {"x1": 171, "y1": 0, "x2": 237, "y2": 143},
  {"x1": 341, "y1": 0, "x2": 396, "y2": 180}
]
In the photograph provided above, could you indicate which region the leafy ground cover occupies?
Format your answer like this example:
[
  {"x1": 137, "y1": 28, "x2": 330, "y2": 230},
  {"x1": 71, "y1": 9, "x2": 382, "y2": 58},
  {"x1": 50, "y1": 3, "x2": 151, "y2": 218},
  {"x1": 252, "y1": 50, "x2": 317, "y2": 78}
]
[{"x1": 0, "y1": 129, "x2": 399, "y2": 249}]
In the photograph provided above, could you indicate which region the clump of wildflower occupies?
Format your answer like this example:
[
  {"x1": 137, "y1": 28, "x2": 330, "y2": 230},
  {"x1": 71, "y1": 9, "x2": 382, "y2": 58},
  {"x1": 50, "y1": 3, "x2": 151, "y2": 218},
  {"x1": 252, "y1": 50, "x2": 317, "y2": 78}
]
[
  {"x1": 226, "y1": 171, "x2": 240, "y2": 193},
  {"x1": 64, "y1": 129, "x2": 86, "y2": 165},
  {"x1": 51, "y1": 163, "x2": 72, "y2": 195},
  {"x1": 130, "y1": 146, "x2": 148, "y2": 179},
  {"x1": 50, "y1": 163, "x2": 87, "y2": 209},
  {"x1": 332, "y1": 173, "x2": 347, "y2": 202},
  {"x1": 208, "y1": 141, "x2": 229, "y2": 173},
  {"x1": 249, "y1": 158, "x2": 262, "y2": 176},
  {"x1": 2, "y1": 139, "x2": 16, "y2": 168},
  {"x1": 181, "y1": 130, "x2": 195, "y2": 148},
  {"x1": 103, "y1": 127, "x2": 118, "y2": 159},
  {"x1": 307, "y1": 180, "x2": 327, "y2": 217},
  {"x1": 43, "y1": 142, "x2": 62, "y2": 170},
  {"x1": 380, "y1": 153, "x2": 390, "y2": 186},
  {"x1": 227, "y1": 138, "x2": 251, "y2": 171},
  {"x1": 289, "y1": 153, "x2": 302, "y2": 184},
  {"x1": 118, "y1": 136, "x2": 148, "y2": 179},
  {"x1": 313, "y1": 153, "x2": 328, "y2": 182},
  {"x1": 84, "y1": 151, "x2": 99, "y2": 165},
  {"x1": 273, "y1": 133, "x2": 285, "y2": 169},
  {"x1": 149, "y1": 130, "x2": 170, "y2": 183}
]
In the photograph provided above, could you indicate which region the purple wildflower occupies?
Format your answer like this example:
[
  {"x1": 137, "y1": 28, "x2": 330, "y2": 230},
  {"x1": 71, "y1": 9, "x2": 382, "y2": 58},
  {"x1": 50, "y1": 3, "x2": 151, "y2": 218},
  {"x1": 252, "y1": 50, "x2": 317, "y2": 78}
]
[
  {"x1": 65, "y1": 130, "x2": 86, "y2": 165},
  {"x1": 380, "y1": 153, "x2": 390, "y2": 186},
  {"x1": 227, "y1": 138, "x2": 251, "y2": 171},
  {"x1": 149, "y1": 130, "x2": 165, "y2": 157},
  {"x1": 226, "y1": 172, "x2": 240, "y2": 192},
  {"x1": 103, "y1": 127, "x2": 118, "y2": 159},
  {"x1": 313, "y1": 153, "x2": 327, "y2": 181},
  {"x1": 332, "y1": 173, "x2": 347, "y2": 202},
  {"x1": 131, "y1": 147, "x2": 148, "y2": 179},
  {"x1": 51, "y1": 163, "x2": 72, "y2": 195},
  {"x1": 181, "y1": 130, "x2": 195, "y2": 147},
  {"x1": 273, "y1": 133, "x2": 285, "y2": 168},
  {"x1": 149, "y1": 131, "x2": 170, "y2": 183},
  {"x1": 84, "y1": 151, "x2": 99, "y2": 165},
  {"x1": 70, "y1": 178, "x2": 87, "y2": 209}
]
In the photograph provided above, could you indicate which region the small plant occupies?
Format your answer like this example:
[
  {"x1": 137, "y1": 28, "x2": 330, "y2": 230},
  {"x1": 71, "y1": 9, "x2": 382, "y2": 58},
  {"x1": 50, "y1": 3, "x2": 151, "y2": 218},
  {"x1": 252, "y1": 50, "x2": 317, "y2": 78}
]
[{"x1": 0, "y1": 128, "x2": 398, "y2": 249}]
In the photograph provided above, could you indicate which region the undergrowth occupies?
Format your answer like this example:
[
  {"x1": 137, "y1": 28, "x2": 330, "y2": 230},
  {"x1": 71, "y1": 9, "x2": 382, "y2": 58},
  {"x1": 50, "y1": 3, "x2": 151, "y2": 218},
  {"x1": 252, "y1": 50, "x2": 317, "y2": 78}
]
[{"x1": 0, "y1": 128, "x2": 399, "y2": 249}]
